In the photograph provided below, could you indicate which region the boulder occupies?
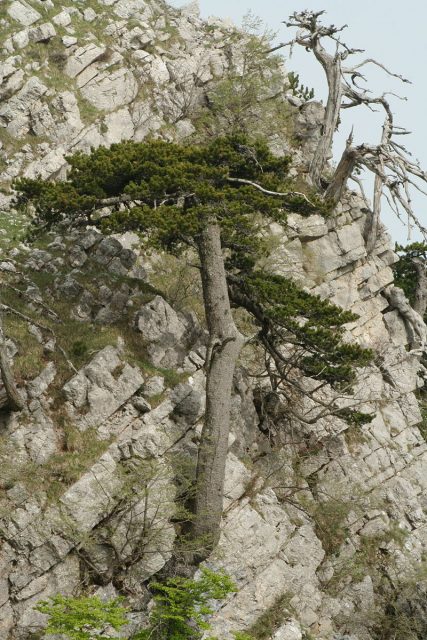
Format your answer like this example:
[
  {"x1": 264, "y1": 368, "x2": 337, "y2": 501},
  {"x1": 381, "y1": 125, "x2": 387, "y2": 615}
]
[
  {"x1": 63, "y1": 346, "x2": 144, "y2": 432},
  {"x1": 103, "y1": 107, "x2": 135, "y2": 144},
  {"x1": 62, "y1": 34, "x2": 77, "y2": 47},
  {"x1": 171, "y1": 383, "x2": 203, "y2": 422},
  {"x1": 142, "y1": 376, "x2": 165, "y2": 398},
  {"x1": 65, "y1": 44, "x2": 107, "y2": 78},
  {"x1": 135, "y1": 296, "x2": 194, "y2": 368},
  {"x1": 7, "y1": 1, "x2": 41, "y2": 26},
  {"x1": 83, "y1": 8, "x2": 97, "y2": 22},
  {"x1": 93, "y1": 236, "x2": 123, "y2": 264},
  {"x1": 273, "y1": 621, "x2": 303, "y2": 640},
  {"x1": 0, "y1": 77, "x2": 48, "y2": 137},
  {"x1": 80, "y1": 68, "x2": 138, "y2": 111},
  {"x1": 28, "y1": 22, "x2": 56, "y2": 43},
  {"x1": 53, "y1": 10, "x2": 72, "y2": 27},
  {"x1": 27, "y1": 362, "x2": 56, "y2": 399}
]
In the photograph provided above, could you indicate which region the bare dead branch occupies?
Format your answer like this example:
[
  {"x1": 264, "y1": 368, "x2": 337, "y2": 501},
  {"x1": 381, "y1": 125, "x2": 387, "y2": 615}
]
[
  {"x1": 350, "y1": 58, "x2": 412, "y2": 84},
  {"x1": 226, "y1": 177, "x2": 317, "y2": 206},
  {"x1": 282, "y1": 10, "x2": 427, "y2": 245}
]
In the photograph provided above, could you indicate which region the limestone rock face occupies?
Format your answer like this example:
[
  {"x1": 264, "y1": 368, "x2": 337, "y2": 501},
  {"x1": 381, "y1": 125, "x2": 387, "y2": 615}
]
[
  {"x1": 0, "y1": 2, "x2": 427, "y2": 640},
  {"x1": 80, "y1": 67, "x2": 139, "y2": 111},
  {"x1": 136, "y1": 296, "x2": 200, "y2": 368},
  {"x1": 1, "y1": 197, "x2": 427, "y2": 640},
  {"x1": 7, "y1": 1, "x2": 41, "y2": 26},
  {"x1": 65, "y1": 44, "x2": 108, "y2": 78},
  {"x1": 0, "y1": 0, "x2": 244, "y2": 183},
  {"x1": 63, "y1": 345, "x2": 144, "y2": 435}
]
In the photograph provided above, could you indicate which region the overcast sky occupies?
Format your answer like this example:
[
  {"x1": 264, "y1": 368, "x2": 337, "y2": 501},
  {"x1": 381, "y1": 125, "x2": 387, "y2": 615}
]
[{"x1": 170, "y1": 0, "x2": 427, "y2": 243}]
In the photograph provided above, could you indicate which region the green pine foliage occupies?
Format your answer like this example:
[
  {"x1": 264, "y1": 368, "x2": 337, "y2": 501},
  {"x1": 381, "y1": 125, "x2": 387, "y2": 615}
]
[
  {"x1": 14, "y1": 135, "x2": 373, "y2": 420},
  {"x1": 287, "y1": 71, "x2": 315, "y2": 102},
  {"x1": 34, "y1": 595, "x2": 128, "y2": 640},
  {"x1": 393, "y1": 242, "x2": 427, "y2": 314},
  {"x1": 240, "y1": 272, "x2": 373, "y2": 389},
  {"x1": 14, "y1": 136, "x2": 294, "y2": 234}
]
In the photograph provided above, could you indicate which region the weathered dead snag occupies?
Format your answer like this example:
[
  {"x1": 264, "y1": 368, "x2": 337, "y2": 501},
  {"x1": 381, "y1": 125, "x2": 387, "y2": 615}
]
[
  {"x1": 384, "y1": 286, "x2": 427, "y2": 352},
  {"x1": 0, "y1": 315, "x2": 24, "y2": 411},
  {"x1": 281, "y1": 10, "x2": 427, "y2": 251},
  {"x1": 411, "y1": 257, "x2": 427, "y2": 317}
]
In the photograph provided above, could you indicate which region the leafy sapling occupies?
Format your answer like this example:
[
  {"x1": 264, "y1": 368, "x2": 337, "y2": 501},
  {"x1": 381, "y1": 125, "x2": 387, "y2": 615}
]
[{"x1": 34, "y1": 594, "x2": 128, "y2": 640}]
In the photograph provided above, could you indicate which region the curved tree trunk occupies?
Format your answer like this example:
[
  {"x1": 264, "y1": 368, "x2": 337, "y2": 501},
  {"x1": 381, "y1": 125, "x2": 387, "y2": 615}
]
[
  {"x1": 324, "y1": 143, "x2": 358, "y2": 203},
  {"x1": 189, "y1": 221, "x2": 244, "y2": 561},
  {"x1": 365, "y1": 113, "x2": 392, "y2": 254},
  {"x1": 0, "y1": 319, "x2": 24, "y2": 411},
  {"x1": 309, "y1": 50, "x2": 343, "y2": 186},
  {"x1": 412, "y1": 257, "x2": 427, "y2": 318}
]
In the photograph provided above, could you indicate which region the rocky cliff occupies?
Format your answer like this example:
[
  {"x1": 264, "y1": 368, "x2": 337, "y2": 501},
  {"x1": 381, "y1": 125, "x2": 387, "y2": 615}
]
[
  {"x1": 1, "y1": 2, "x2": 427, "y2": 640},
  {"x1": 0, "y1": 0, "x2": 261, "y2": 190}
]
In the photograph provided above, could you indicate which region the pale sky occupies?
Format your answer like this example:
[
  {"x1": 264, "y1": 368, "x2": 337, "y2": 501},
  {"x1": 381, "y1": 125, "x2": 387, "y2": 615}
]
[{"x1": 170, "y1": 0, "x2": 427, "y2": 243}]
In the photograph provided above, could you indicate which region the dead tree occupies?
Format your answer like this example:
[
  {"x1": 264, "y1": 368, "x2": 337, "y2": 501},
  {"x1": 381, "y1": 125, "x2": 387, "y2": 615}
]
[
  {"x1": 0, "y1": 314, "x2": 24, "y2": 411},
  {"x1": 284, "y1": 11, "x2": 363, "y2": 187},
  {"x1": 384, "y1": 286, "x2": 427, "y2": 352},
  {"x1": 411, "y1": 257, "x2": 427, "y2": 317},
  {"x1": 281, "y1": 10, "x2": 427, "y2": 252}
]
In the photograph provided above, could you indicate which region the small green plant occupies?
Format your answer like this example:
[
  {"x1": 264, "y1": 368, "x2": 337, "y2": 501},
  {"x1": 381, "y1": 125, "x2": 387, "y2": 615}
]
[
  {"x1": 34, "y1": 594, "x2": 128, "y2": 639},
  {"x1": 241, "y1": 593, "x2": 294, "y2": 640},
  {"x1": 418, "y1": 395, "x2": 427, "y2": 441},
  {"x1": 311, "y1": 497, "x2": 354, "y2": 556},
  {"x1": 392, "y1": 241, "x2": 427, "y2": 318},
  {"x1": 287, "y1": 71, "x2": 315, "y2": 102},
  {"x1": 35, "y1": 570, "x2": 236, "y2": 640},
  {"x1": 136, "y1": 568, "x2": 237, "y2": 640},
  {"x1": 70, "y1": 339, "x2": 89, "y2": 359}
]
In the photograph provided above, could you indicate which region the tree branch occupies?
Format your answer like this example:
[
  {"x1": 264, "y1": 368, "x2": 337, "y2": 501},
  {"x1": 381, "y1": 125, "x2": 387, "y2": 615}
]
[{"x1": 226, "y1": 177, "x2": 317, "y2": 207}]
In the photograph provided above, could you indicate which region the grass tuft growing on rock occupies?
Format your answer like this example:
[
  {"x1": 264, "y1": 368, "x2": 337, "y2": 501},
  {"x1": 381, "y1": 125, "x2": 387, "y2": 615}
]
[{"x1": 242, "y1": 592, "x2": 295, "y2": 640}]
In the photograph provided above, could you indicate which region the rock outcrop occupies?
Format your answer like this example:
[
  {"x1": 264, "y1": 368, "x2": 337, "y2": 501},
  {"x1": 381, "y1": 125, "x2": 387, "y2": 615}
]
[
  {"x1": 0, "y1": 2, "x2": 426, "y2": 640},
  {"x1": 0, "y1": 0, "x2": 241, "y2": 189}
]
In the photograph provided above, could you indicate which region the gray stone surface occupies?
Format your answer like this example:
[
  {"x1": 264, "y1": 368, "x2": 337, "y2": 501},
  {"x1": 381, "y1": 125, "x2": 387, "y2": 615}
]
[
  {"x1": 65, "y1": 44, "x2": 107, "y2": 78},
  {"x1": 28, "y1": 22, "x2": 56, "y2": 43},
  {"x1": 63, "y1": 346, "x2": 144, "y2": 434},
  {"x1": 0, "y1": 4, "x2": 427, "y2": 640},
  {"x1": 7, "y1": 1, "x2": 41, "y2": 26},
  {"x1": 135, "y1": 295, "x2": 195, "y2": 368}
]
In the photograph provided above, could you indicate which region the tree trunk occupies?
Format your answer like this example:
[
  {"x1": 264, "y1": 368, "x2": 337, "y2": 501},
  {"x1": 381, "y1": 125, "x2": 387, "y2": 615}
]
[
  {"x1": 309, "y1": 50, "x2": 343, "y2": 186},
  {"x1": 324, "y1": 145, "x2": 359, "y2": 203},
  {"x1": 412, "y1": 257, "x2": 427, "y2": 317},
  {"x1": 0, "y1": 317, "x2": 24, "y2": 412},
  {"x1": 365, "y1": 114, "x2": 392, "y2": 254},
  {"x1": 189, "y1": 221, "x2": 244, "y2": 561}
]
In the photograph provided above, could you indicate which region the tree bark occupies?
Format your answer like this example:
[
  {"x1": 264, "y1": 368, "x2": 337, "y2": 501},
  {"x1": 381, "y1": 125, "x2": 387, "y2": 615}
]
[
  {"x1": 0, "y1": 317, "x2": 24, "y2": 411},
  {"x1": 309, "y1": 48, "x2": 342, "y2": 186},
  {"x1": 412, "y1": 257, "x2": 427, "y2": 317},
  {"x1": 324, "y1": 144, "x2": 359, "y2": 203},
  {"x1": 384, "y1": 286, "x2": 426, "y2": 352},
  {"x1": 364, "y1": 113, "x2": 392, "y2": 253},
  {"x1": 189, "y1": 221, "x2": 244, "y2": 561}
]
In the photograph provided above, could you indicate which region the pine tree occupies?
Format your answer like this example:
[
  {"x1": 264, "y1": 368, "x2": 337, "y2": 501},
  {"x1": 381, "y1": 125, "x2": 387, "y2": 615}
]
[
  {"x1": 15, "y1": 135, "x2": 373, "y2": 562},
  {"x1": 393, "y1": 242, "x2": 427, "y2": 318}
]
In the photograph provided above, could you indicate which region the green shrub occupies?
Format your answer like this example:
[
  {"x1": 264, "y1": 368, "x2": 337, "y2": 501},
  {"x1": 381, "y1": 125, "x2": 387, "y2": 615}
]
[
  {"x1": 35, "y1": 569, "x2": 236, "y2": 640},
  {"x1": 136, "y1": 568, "x2": 237, "y2": 640},
  {"x1": 34, "y1": 594, "x2": 128, "y2": 639}
]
